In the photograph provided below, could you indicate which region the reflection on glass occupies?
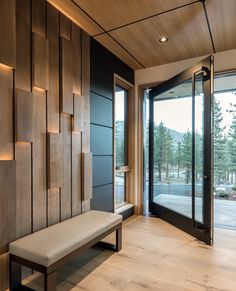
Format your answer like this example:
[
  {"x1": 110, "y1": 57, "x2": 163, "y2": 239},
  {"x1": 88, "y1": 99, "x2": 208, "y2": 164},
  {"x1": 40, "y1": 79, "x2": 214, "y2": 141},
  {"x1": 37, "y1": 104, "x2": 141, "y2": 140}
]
[
  {"x1": 115, "y1": 86, "x2": 128, "y2": 168},
  {"x1": 194, "y1": 74, "x2": 204, "y2": 223},
  {"x1": 115, "y1": 173, "x2": 126, "y2": 206},
  {"x1": 153, "y1": 79, "x2": 193, "y2": 218}
]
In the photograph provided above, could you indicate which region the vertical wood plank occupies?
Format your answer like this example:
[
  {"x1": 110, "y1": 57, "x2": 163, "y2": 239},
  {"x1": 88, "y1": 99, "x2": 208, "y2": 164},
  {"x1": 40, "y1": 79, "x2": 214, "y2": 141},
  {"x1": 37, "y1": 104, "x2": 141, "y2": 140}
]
[
  {"x1": 60, "y1": 37, "x2": 74, "y2": 114},
  {"x1": 0, "y1": 0, "x2": 16, "y2": 68},
  {"x1": 71, "y1": 23, "x2": 82, "y2": 94},
  {"x1": 15, "y1": 0, "x2": 31, "y2": 91},
  {"x1": 81, "y1": 31, "x2": 91, "y2": 212},
  {"x1": 0, "y1": 66, "x2": 14, "y2": 160},
  {"x1": 0, "y1": 161, "x2": 16, "y2": 253},
  {"x1": 15, "y1": 89, "x2": 33, "y2": 143},
  {"x1": 72, "y1": 132, "x2": 82, "y2": 216},
  {"x1": 60, "y1": 13, "x2": 71, "y2": 39},
  {"x1": 61, "y1": 114, "x2": 72, "y2": 221},
  {"x1": 33, "y1": 92, "x2": 47, "y2": 232},
  {"x1": 32, "y1": 0, "x2": 46, "y2": 36},
  {"x1": 47, "y1": 3, "x2": 60, "y2": 132},
  {"x1": 15, "y1": 143, "x2": 32, "y2": 239},
  {"x1": 32, "y1": 33, "x2": 49, "y2": 90},
  {"x1": 73, "y1": 94, "x2": 84, "y2": 132},
  {"x1": 0, "y1": 253, "x2": 9, "y2": 291},
  {"x1": 48, "y1": 188, "x2": 60, "y2": 226},
  {"x1": 47, "y1": 133, "x2": 62, "y2": 189},
  {"x1": 81, "y1": 153, "x2": 93, "y2": 201}
]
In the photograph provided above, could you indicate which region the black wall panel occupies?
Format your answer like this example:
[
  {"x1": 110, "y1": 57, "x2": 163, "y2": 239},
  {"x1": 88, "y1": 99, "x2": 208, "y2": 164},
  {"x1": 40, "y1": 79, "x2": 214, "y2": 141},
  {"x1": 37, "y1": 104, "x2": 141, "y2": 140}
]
[
  {"x1": 91, "y1": 184, "x2": 113, "y2": 212},
  {"x1": 90, "y1": 38, "x2": 134, "y2": 212},
  {"x1": 90, "y1": 92, "x2": 112, "y2": 127},
  {"x1": 91, "y1": 125, "x2": 112, "y2": 156},
  {"x1": 93, "y1": 156, "x2": 113, "y2": 187},
  {"x1": 91, "y1": 62, "x2": 113, "y2": 99}
]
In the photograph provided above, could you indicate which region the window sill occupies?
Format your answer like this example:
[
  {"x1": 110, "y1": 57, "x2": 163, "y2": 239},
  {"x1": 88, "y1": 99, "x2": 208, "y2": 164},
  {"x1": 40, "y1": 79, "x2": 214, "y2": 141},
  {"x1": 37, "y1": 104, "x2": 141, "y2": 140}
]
[{"x1": 115, "y1": 203, "x2": 134, "y2": 220}]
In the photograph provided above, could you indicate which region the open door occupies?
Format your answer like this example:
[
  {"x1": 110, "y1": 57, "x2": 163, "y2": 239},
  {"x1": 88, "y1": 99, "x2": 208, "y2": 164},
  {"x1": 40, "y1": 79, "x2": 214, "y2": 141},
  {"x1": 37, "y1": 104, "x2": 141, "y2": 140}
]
[{"x1": 149, "y1": 56, "x2": 214, "y2": 245}]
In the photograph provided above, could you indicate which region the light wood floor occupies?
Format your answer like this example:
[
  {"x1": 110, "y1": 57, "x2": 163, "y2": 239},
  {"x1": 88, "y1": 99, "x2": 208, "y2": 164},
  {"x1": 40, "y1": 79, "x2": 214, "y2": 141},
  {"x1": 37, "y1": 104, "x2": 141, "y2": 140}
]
[{"x1": 24, "y1": 215, "x2": 236, "y2": 291}]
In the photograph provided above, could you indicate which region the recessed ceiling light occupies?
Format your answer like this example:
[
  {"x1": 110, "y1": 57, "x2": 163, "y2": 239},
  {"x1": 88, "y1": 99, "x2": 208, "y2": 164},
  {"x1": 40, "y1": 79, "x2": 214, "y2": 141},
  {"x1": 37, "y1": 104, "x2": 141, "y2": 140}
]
[{"x1": 159, "y1": 36, "x2": 168, "y2": 43}]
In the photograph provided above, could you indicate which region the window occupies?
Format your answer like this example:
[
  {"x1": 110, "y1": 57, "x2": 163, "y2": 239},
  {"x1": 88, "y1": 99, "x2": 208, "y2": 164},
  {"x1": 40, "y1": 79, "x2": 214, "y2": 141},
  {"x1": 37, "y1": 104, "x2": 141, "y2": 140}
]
[{"x1": 115, "y1": 85, "x2": 129, "y2": 208}]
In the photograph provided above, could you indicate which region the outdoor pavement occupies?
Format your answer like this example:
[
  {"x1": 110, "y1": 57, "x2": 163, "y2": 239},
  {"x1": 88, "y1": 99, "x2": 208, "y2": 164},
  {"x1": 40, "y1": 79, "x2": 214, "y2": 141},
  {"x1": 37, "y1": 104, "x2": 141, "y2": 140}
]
[{"x1": 154, "y1": 194, "x2": 236, "y2": 230}]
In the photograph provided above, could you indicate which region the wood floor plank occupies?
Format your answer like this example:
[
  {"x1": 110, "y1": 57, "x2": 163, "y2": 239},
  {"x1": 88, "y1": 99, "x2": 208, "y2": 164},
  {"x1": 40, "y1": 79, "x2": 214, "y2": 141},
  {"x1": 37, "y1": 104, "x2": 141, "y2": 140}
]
[{"x1": 23, "y1": 216, "x2": 236, "y2": 291}]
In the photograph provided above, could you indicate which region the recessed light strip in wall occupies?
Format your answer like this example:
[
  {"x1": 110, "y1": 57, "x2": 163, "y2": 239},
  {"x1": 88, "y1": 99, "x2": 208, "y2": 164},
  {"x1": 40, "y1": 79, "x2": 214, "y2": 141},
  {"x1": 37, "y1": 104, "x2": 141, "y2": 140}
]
[
  {"x1": 93, "y1": 0, "x2": 200, "y2": 37},
  {"x1": 71, "y1": 0, "x2": 145, "y2": 68}
]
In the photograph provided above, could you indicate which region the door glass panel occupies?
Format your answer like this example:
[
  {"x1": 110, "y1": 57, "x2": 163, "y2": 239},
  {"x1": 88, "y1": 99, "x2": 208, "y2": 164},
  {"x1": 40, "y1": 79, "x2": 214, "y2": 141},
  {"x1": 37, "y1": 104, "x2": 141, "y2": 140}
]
[
  {"x1": 194, "y1": 73, "x2": 204, "y2": 223},
  {"x1": 153, "y1": 79, "x2": 193, "y2": 218}
]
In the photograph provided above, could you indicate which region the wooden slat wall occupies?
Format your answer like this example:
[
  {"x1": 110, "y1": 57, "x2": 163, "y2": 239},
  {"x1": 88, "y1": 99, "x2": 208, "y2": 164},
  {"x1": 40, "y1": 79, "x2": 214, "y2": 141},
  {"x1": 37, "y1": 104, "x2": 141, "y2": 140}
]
[{"x1": 0, "y1": 0, "x2": 91, "y2": 289}]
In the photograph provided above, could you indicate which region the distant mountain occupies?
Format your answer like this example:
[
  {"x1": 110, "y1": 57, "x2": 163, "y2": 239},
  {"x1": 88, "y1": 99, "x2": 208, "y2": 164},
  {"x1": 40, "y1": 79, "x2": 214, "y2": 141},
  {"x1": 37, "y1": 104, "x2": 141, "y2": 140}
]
[{"x1": 167, "y1": 128, "x2": 185, "y2": 145}]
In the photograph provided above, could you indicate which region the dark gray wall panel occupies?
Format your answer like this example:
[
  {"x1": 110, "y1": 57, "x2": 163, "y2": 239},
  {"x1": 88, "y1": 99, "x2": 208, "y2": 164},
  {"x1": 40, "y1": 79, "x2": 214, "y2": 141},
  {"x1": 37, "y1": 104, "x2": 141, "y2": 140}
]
[
  {"x1": 90, "y1": 38, "x2": 134, "y2": 85},
  {"x1": 91, "y1": 184, "x2": 113, "y2": 212},
  {"x1": 91, "y1": 92, "x2": 112, "y2": 127},
  {"x1": 91, "y1": 125, "x2": 112, "y2": 155},
  {"x1": 91, "y1": 61, "x2": 113, "y2": 99},
  {"x1": 93, "y1": 156, "x2": 112, "y2": 187}
]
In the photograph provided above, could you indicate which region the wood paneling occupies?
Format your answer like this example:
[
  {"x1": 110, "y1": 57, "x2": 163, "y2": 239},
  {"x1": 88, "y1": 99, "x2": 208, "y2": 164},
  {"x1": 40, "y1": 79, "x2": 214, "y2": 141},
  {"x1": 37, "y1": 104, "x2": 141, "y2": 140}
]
[
  {"x1": 60, "y1": 13, "x2": 71, "y2": 39},
  {"x1": 82, "y1": 152, "x2": 93, "y2": 201},
  {"x1": 32, "y1": 92, "x2": 47, "y2": 232},
  {"x1": 47, "y1": 3, "x2": 60, "y2": 132},
  {"x1": 109, "y1": 2, "x2": 213, "y2": 67},
  {"x1": 60, "y1": 114, "x2": 72, "y2": 220},
  {"x1": 72, "y1": 24, "x2": 82, "y2": 95},
  {"x1": 72, "y1": 132, "x2": 82, "y2": 216},
  {"x1": 81, "y1": 31, "x2": 91, "y2": 212},
  {"x1": 0, "y1": 1, "x2": 91, "y2": 288},
  {"x1": 73, "y1": 94, "x2": 84, "y2": 132},
  {"x1": 47, "y1": 132, "x2": 62, "y2": 189},
  {"x1": 60, "y1": 37, "x2": 74, "y2": 114},
  {"x1": 0, "y1": 253, "x2": 9, "y2": 291},
  {"x1": 0, "y1": 66, "x2": 14, "y2": 160},
  {"x1": 15, "y1": 0, "x2": 31, "y2": 91},
  {"x1": 206, "y1": 0, "x2": 236, "y2": 53},
  {"x1": 15, "y1": 89, "x2": 33, "y2": 143},
  {"x1": 0, "y1": 161, "x2": 16, "y2": 253},
  {"x1": 47, "y1": 0, "x2": 103, "y2": 36},
  {"x1": 15, "y1": 143, "x2": 32, "y2": 239},
  {"x1": 32, "y1": 0, "x2": 46, "y2": 36},
  {"x1": 48, "y1": 188, "x2": 60, "y2": 226},
  {"x1": 74, "y1": 0, "x2": 193, "y2": 31},
  {"x1": 0, "y1": 0, "x2": 16, "y2": 68},
  {"x1": 32, "y1": 33, "x2": 49, "y2": 90}
]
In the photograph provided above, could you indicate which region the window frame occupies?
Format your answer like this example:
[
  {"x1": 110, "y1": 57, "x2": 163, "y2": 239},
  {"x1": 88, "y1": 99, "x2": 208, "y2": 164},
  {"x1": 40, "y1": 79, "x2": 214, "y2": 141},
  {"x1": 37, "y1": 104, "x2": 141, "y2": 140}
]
[{"x1": 114, "y1": 76, "x2": 131, "y2": 209}]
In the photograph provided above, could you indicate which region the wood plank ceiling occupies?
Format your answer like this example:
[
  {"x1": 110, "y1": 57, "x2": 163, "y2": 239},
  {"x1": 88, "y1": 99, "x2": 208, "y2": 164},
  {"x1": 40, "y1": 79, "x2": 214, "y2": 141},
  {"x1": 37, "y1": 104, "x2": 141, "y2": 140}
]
[{"x1": 48, "y1": 0, "x2": 236, "y2": 70}]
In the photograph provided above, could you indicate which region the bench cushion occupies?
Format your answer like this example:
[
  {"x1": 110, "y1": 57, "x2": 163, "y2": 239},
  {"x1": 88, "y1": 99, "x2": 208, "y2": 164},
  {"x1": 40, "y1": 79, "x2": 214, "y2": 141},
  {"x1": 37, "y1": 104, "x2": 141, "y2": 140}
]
[{"x1": 9, "y1": 210, "x2": 122, "y2": 267}]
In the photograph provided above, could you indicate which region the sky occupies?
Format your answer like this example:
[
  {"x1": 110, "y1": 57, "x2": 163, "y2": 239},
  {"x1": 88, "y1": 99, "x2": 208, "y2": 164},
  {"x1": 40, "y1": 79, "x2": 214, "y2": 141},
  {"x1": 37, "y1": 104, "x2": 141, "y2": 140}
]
[{"x1": 154, "y1": 92, "x2": 236, "y2": 134}]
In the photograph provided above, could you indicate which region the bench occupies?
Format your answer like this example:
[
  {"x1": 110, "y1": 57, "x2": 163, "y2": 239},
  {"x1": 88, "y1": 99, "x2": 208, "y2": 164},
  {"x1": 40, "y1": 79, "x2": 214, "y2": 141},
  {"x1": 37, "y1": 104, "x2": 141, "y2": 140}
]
[{"x1": 9, "y1": 210, "x2": 122, "y2": 290}]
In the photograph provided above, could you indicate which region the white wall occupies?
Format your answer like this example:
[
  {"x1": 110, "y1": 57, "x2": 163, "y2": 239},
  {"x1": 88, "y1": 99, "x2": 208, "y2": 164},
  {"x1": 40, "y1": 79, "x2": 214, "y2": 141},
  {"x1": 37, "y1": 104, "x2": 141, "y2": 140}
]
[{"x1": 135, "y1": 48, "x2": 236, "y2": 86}]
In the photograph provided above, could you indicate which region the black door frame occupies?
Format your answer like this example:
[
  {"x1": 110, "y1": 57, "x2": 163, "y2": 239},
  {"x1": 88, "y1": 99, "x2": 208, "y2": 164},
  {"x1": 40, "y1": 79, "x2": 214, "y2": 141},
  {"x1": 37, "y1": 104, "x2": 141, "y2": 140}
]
[{"x1": 149, "y1": 56, "x2": 214, "y2": 245}]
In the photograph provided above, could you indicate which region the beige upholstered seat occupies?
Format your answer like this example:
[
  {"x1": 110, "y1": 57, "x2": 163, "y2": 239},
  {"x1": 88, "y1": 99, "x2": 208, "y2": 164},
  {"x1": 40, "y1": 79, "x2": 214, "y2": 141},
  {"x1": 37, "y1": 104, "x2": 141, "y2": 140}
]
[{"x1": 9, "y1": 210, "x2": 122, "y2": 267}]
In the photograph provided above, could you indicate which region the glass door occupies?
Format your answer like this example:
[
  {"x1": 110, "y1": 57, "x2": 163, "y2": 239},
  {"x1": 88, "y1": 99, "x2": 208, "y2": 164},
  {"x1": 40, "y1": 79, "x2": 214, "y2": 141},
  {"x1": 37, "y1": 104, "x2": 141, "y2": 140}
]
[{"x1": 149, "y1": 56, "x2": 214, "y2": 245}]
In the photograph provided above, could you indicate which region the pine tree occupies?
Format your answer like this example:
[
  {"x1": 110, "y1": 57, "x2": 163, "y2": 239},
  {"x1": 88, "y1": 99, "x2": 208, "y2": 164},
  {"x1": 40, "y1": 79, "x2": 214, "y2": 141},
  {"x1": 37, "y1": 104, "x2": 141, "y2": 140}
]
[
  {"x1": 154, "y1": 122, "x2": 166, "y2": 182},
  {"x1": 165, "y1": 130, "x2": 173, "y2": 179},
  {"x1": 228, "y1": 111, "x2": 236, "y2": 183},
  {"x1": 181, "y1": 131, "x2": 192, "y2": 184},
  {"x1": 175, "y1": 142, "x2": 182, "y2": 179},
  {"x1": 214, "y1": 100, "x2": 226, "y2": 185}
]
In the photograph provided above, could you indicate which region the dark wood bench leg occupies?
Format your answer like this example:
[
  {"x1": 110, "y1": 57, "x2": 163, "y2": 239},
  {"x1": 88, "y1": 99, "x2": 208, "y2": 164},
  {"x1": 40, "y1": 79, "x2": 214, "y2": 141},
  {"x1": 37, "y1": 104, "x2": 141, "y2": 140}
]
[
  {"x1": 44, "y1": 271, "x2": 57, "y2": 291},
  {"x1": 116, "y1": 224, "x2": 122, "y2": 252},
  {"x1": 9, "y1": 257, "x2": 22, "y2": 290}
]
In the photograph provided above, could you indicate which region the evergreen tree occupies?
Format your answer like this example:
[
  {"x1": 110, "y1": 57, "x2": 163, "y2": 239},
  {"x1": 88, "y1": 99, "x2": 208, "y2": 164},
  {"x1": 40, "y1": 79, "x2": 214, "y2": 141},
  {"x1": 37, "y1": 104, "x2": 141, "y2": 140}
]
[
  {"x1": 154, "y1": 122, "x2": 167, "y2": 182},
  {"x1": 214, "y1": 100, "x2": 227, "y2": 184},
  {"x1": 181, "y1": 131, "x2": 192, "y2": 184},
  {"x1": 175, "y1": 142, "x2": 182, "y2": 179},
  {"x1": 228, "y1": 111, "x2": 236, "y2": 183},
  {"x1": 195, "y1": 132, "x2": 203, "y2": 182},
  {"x1": 165, "y1": 130, "x2": 173, "y2": 179}
]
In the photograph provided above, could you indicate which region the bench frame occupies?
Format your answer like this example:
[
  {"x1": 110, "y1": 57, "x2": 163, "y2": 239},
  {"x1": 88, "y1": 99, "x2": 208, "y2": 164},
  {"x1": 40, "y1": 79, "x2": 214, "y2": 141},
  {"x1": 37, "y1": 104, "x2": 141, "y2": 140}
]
[{"x1": 9, "y1": 222, "x2": 122, "y2": 291}]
